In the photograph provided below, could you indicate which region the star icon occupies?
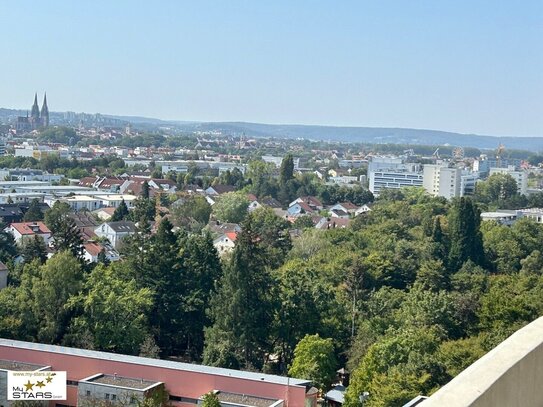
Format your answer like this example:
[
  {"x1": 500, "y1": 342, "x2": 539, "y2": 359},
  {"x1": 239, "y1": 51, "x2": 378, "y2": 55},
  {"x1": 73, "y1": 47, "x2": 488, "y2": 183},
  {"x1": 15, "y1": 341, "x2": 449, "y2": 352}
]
[
  {"x1": 35, "y1": 381, "x2": 45, "y2": 388},
  {"x1": 45, "y1": 376, "x2": 53, "y2": 383},
  {"x1": 24, "y1": 380, "x2": 34, "y2": 391}
]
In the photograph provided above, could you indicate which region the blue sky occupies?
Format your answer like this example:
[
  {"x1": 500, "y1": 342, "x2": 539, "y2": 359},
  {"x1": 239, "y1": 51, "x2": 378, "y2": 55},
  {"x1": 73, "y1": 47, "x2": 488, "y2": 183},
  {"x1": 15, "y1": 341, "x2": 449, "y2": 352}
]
[{"x1": 1, "y1": 1, "x2": 542, "y2": 136}]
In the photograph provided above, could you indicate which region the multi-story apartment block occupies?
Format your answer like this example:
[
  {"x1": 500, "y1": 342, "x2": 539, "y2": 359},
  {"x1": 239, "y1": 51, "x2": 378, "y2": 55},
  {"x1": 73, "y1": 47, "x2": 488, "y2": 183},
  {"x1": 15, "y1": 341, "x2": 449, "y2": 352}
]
[
  {"x1": 489, "y1": 166, "x2": 527, "y2": 195},
  {"x1": 423, "y1": 164, "x2": 462, "y2": 199}
]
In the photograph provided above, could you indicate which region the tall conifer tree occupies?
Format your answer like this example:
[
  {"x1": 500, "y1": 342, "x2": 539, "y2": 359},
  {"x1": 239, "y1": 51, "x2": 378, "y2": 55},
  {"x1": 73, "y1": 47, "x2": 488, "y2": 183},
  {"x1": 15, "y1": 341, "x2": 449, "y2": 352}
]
[
  {"x1": 448, "y1": 197, "x2": 484, "y2": 271},
  {"x1": 204, "y1": 216, "x2": 274, "y2": 369}
]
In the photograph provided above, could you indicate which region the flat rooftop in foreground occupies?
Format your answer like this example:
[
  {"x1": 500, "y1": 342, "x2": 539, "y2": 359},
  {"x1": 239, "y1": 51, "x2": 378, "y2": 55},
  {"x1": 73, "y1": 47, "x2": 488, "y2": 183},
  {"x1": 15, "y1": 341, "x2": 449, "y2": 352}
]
[
  {"x1": 0, "y1": 338, "x2": 310, "y2": 387},
  {"x1": 0, "y1": 359, "x2": 49, "y2": 371},
  {"x1": 216, "y1": 391, "x2": 281, "y2": 407},
  {"x1": 87, "y1": 374, "x2": 160, "y2": 390}
]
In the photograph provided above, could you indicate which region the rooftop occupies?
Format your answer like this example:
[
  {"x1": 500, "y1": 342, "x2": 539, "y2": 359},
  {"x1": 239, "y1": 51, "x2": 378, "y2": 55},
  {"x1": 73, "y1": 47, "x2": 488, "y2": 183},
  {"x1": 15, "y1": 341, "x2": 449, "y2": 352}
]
[
  {"x1": 480, "y1": 212, "x2": 517, "y2": 218},
  {"x1": 8, "y1": 221, "x2": 51, "y2": 235},
  {"x1": 87, "y1": 374, "x2": 160, "y2": 390},
  {"x1": 105, "y1": 221, "x2": 137, "y2": 233},
  {"x1": 215, "y1": 391, "x2": 281, "y2": 407},
  {"x1": 0, "y1": 359, "x2": 49, "y2": 372},
  {"x1": 0, "y1": 338, "x2": 310, "y2": 387}
]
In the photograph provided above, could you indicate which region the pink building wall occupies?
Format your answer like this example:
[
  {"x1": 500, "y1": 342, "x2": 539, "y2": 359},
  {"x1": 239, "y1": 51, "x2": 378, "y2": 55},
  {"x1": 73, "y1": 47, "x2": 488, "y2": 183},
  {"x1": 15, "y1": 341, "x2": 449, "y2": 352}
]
[{"x1": 0, "y1": 345, "x2": 309, "y2": 407}]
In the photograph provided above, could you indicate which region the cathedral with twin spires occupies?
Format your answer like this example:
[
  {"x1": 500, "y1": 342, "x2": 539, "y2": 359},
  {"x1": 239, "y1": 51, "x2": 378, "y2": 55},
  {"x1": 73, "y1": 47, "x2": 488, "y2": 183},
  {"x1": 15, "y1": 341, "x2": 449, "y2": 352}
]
[{"x1": 15, "y1": 93, "x2": 50, "y2": 132}]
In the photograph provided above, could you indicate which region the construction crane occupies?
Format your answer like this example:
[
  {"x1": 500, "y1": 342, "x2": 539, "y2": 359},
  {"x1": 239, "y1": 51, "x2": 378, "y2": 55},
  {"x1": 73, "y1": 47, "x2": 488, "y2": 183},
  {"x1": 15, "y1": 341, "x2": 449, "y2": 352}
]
[
  {"x1": 432, "y1": 148, "x2": 440, "y2": 162},
  {"x1": 496, "y1": 143, "x2": 505, "y2": 168}
]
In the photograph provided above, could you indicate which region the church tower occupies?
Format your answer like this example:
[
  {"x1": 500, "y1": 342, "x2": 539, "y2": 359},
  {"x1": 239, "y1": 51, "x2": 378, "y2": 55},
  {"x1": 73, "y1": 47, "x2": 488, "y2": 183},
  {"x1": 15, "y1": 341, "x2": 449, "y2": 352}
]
[
  {"x1": 31, "y1": 93, "x2": 40, "y2": 120},
  {"x1": 41, "y1": 92, "x2": 49, "y2": 127},
  {"x1": 30, "y1": 93, "x2": 41, "y2": 130}
]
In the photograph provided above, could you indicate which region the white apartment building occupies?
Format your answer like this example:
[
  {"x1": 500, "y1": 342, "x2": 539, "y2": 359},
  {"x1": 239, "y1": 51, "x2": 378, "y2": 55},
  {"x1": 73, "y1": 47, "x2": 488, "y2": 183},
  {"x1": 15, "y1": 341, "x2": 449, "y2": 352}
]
[
  {"x1": 489, "y1": 166, "x2": 528, "y2": 195},
  {"x1": 423, "y1": 165, "x2": 462, "y2": 199}
]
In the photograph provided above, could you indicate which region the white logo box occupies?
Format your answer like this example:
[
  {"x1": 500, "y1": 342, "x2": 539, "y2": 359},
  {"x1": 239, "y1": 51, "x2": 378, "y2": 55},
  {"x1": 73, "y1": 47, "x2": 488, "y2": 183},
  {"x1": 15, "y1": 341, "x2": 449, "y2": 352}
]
[{"x1": 7, "y1": 371, "x2": 67, "y2": 400}]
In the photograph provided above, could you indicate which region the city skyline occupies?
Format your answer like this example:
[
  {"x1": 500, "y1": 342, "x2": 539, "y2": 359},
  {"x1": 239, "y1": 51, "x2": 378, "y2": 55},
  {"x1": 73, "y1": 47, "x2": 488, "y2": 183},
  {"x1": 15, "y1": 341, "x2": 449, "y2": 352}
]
[{"x1": 1, "y1": 1, "x2": 542, "y2": 136}]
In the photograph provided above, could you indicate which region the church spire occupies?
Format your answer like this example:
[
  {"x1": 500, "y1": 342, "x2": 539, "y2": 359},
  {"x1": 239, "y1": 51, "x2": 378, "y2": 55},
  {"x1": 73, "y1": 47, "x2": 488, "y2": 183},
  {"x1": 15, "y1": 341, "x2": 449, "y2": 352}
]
[
  {"x1": 31, "y1": 93, "x2": 40, "y2": 120},
  {"x1": 41, "y1": 92, "x2": 49, "y2": 127}
]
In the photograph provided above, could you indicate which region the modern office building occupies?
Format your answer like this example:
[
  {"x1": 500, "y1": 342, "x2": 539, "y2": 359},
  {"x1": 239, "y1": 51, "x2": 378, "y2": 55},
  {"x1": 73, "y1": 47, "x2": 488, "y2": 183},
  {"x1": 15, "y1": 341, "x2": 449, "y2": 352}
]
[
  {"x1": 0, "y1": 339, "x2": 314, "y2": 407},
  {"x1": 369, "y1": 171, "x2": 423, "y2": 196}
]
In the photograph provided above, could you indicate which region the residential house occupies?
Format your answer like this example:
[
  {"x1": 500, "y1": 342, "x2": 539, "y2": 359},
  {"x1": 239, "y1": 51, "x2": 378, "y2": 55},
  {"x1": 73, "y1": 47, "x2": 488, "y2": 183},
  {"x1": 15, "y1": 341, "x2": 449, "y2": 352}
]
[
  {"x1": 70, "y1": 212, "x2": 100, "y2": 242},
  {"x1": 94, "y1": 221, "x2": 136, "y2": 249},
  {"x1": 289, "y1": 196, "x2": 323, "y2": 211},
  {"x1": 213, "y1": 232, "x2": 238, "y2": 255},
  {"x1": 205, "y1": 185, "x2": 236, "y2": 196},
  {"x1": 260, "y1": 197, "x2": 282, "y2": 209},
  {"x1": 315, "y1": 217, "x2": 351, "y2": 230},
  {"x1": 5, "y1": 222, "x2": 51, "y2": 245},
  {"x1": 78, "y1": 176, "x2": 100, "y2": 188},
  {"x1": 354, "y1": 204, "x2": 372, "y2": 216},
  {"x1": 247, "y1": 194, "x2": 261, "y2": 212},
  {"x1": 93, "y1": 207, "x2": 116, "y2": 221},
  {"x1": 96, "y1": 177, "x2": 124, "y2": 193},
  {"x1": 329, "y1": 202, "x2": 359, "y2": 215},
  {"x1": 148, "y1": 178, "x2": 176, "y2": 192},
  {"x1": 83, "y1": 242, "x2": 120, "y2": 263},
  {"x1": 287, "y1": 201, "x2": 315, "y2": 217},
  {"x1": 208, "y1": 221, "x2": 242, "y2": 236},
  {"x1": 330, "y1": 209, "x2": 350, "y2": 219},
  {"x1": 120, "y1": 178, "x2": 177, "y2": 197},
  {"x1": 0, "y1": 205, "x2": 25, "y2": 223}
]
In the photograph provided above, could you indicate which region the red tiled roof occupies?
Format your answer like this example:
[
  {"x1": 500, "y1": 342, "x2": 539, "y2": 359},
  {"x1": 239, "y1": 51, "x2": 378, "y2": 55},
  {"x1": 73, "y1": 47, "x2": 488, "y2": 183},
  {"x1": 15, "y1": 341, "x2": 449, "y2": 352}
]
[
  {"x1": 99, "y1": 207, "x2": 117, "y2": 215},
  {"x1": 83, "y1": 242, "x2": 103, "y2": 257},
  {"x1": 225, "y1": 232, "x2": 238, "y2": 242},
  {"x1": 98, "y1": 178, "x2": 124, "y2": 188},
  {"x1": 339, "y1": 202, "x2": 358, "y2": 210},
  {"x1": 298, "y1": 202, "x2": 314, "y2": 213},
  {"x1": 9, "y1": 222, "x2": 51, "y2": 235},
  {"x1": 210, "y1": 185, "x2": 236, "y2": 194},
  {"x1": 79, "y1": 177, "x2": 97, "y2": 187},
  {"x1": 80, "y1": 228, "x2": 98, "y2": 242}
]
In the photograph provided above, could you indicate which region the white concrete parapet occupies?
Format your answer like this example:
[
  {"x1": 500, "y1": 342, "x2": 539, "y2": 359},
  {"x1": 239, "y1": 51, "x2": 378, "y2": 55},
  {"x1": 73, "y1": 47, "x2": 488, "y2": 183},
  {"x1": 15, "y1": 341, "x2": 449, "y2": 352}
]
[{"x1": 424, "y1": 316, "x2": 543, "y2": 407}]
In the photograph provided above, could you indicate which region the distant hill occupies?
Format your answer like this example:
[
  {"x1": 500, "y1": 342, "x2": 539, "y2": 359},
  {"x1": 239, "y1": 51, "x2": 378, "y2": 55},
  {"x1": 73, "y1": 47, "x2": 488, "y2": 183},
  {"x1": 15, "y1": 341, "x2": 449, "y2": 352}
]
[
  {"x1": 170, "y1": 121, "x2": 543, "y2": 151},
  {"x1": 2, "y1": 106, "x2": 543, "y2": 151}
]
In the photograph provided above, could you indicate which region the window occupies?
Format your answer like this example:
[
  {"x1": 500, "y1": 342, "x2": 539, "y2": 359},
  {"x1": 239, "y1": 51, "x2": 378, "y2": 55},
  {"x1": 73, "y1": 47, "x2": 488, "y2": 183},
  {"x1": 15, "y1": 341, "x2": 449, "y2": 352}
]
[
  {"x1": 169, "y1": 396, "x2": 198, "y2": 404},
  {"x1": 112, "y1": 395, "x2": 117, "y2": 401},
  {"x1": 105, "y1": 394, "x2": 110, "y2": 400},
  {"x1": 86, "y1": 391, "x2": 91, "y2": 397}
]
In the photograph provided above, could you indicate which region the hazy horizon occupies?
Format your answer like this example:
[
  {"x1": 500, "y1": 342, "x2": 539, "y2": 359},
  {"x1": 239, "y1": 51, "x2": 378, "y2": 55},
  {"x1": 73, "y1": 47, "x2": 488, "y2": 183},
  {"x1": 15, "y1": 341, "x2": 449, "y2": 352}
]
[{"x1": 2, "y1": 1, "x2": 542, "y2": 137}]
